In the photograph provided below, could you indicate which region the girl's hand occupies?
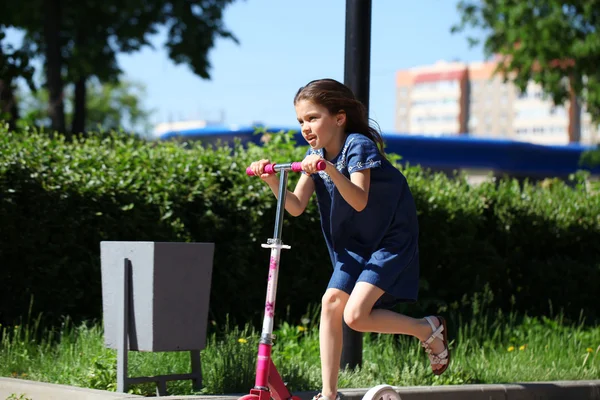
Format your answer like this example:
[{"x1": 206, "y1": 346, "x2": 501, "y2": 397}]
[
  {"x1": 302, "y1": 154, "x2": 329, "y2": 175},
  {"x1": 249, "y1": 159, "x2": 278, "y2": 183}
]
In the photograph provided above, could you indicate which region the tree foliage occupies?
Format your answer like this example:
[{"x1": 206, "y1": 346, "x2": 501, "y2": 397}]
[
  {"x1": 0, "y1": 25, "x2": 35, "y2": 130},
  {"x1": 453, "y1": 0, "x2": 600, "y2": 124},
  {"x1": 1, "y1": 0, "x2": 239, "y2": 134}
]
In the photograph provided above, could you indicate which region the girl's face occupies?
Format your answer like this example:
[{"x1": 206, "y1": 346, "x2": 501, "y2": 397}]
[{"x1": 295, "y1": 99, "x2": 345, "y2": 152}]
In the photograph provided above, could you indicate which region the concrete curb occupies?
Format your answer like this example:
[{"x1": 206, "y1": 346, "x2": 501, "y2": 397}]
[
  {"x1": 166, "y1": 381, "x2": 600, "y2": 400},
  {"x1": 1, "y1": 378, "x2": 599, "y2": 400},
  {"x1": 0, "y1": 378, "x2": 142, "y2": 400}
]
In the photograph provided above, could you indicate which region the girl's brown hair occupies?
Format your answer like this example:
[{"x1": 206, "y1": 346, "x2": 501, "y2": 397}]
[{"x1": 294, "y1": 78, "x2": 386, "y2": 158}]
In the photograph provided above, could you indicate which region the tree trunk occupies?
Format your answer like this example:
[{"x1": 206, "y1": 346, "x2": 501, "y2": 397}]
[
  {"x1": 568, "y1": 74, "x2": 581, "y2": 143},
  {"x1": 72, "y1": 77, "x2": 87, "y2": 134},
  {"x1": 43, "y1": 0, "x2": 66, "y2": 135},
  {"x1": 0, "y1": 79, "x2": 20, "y2": 131}
]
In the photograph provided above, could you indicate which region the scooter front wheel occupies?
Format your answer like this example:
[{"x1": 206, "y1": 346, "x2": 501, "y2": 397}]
[{"x1": 362, "y1": 384, "x2": 401, "y2": 400}]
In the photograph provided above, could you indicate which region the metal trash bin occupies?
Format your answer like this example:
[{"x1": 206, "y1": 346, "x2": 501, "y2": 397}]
[{"x1": 100, "y1": 241, "x2": 215, "y2": 395}]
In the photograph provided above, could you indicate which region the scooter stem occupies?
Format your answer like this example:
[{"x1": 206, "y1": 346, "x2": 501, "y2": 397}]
[
  {"x1": 273, "y1": 169, "x2": 289, "y2": 240},
  {"x1": 259, "y1": 169, "x2": 291, "y2": 345}
]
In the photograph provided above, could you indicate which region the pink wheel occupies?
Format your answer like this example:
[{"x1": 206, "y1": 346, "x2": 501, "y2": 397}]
[{"x1": 238, "y1": 395, "x2": 259, "y2": 400}]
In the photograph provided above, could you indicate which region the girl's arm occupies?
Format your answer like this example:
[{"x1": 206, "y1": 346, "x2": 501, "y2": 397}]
[
  {"x1": 325, "y1": 164, "x2": 370, "y2": 212},
  {"x1": 302, "y1": 155, "x2": 370, "y2": 212},
  {"x1": 264, "y1": 173, "x2": 315, "y2": 217}
]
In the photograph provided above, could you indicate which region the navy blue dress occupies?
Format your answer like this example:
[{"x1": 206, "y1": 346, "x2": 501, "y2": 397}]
[{"x1": 306, "y1": 133, "x2": 420, "y2": 308}]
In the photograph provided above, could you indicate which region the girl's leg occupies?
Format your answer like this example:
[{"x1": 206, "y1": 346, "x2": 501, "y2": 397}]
[
  {"x1": 319, "y1": 288, "x2": 350, "y2": 400},
  {"x1": 343, "y1": 282, "x2": 446, "y2": 372}
]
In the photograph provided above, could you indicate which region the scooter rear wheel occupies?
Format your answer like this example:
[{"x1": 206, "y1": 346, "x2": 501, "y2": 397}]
[{"x1": 362, "y1": 384, "x2": 401, "y2": 400}]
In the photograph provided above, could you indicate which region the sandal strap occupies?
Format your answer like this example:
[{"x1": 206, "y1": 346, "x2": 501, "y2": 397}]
[
  {"x1": 427, "y1": 350, "x2": 449, "y2": 365},
  {"x1": 424, "y1": 346, "x2": 449, "y2": 358},
  {"x1": 421, "y1": 316, "x2": 450, "y2": 367},
  {"x1": 423, "y1": 316, "x2": 444, "y2": 346},
  {"x1": 424, "y1": 316, "x2": 437, "y2": 331},
  {"x1": 313, "y1": 393, "x2": 340, "y2": 400}
]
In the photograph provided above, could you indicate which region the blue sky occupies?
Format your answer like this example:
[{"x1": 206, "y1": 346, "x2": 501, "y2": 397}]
[{"x1": 5, "y1": 0, "x2": 487, "y2": 133}]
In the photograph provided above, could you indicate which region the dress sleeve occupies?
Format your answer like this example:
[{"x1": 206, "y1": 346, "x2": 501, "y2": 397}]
[{"x1": 346, "y1": 135, "x2": 383, "y2": 174}]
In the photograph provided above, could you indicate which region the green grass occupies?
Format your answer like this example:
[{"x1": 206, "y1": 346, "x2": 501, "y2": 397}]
[{"x1": 1, "y1": 308, "x2": 599, "y2": 396}]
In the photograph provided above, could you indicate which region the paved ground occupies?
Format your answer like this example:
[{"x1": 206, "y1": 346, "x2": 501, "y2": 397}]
[
  {"x1": 1, "y1": 378, "x2": 599, "y2": 400},
  {"x1": 0, "y1": 377, "x2": 141, "y2": 399}
]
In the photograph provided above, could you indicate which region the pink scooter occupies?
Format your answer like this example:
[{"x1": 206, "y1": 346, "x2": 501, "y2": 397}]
[
  {"x1": 241, "y1": 160, "x2": 325, "y2": 400},
  {"x1": 243, "y1": 160, "x2": 402, "y2": 400}
]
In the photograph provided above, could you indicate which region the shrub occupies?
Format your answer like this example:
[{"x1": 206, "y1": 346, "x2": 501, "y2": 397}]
[{"x1": 0, "y1": 124, "x2": 598, "y2": 327}]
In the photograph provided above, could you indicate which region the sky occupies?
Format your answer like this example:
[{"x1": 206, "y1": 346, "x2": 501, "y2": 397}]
[{"x1": 5, "y1": 0, "x2": 488, "y2": 135}]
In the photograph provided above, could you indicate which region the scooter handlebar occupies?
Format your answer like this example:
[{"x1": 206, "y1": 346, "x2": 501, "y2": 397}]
[{"x1": 246, "y1": 160, "x2": 326, "y2": 176}]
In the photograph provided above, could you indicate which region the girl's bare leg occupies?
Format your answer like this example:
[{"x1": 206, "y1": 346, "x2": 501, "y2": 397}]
[
  {"x1": 343, "y1": 282, "x2": 446, "y2": 371},
  {"x1": 319, "y1": 288, "x2": 349, "y2": 399}
]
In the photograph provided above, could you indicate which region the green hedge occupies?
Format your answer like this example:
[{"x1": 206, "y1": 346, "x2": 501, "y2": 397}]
[{"x1": 1, "y1": 125, "x2": 599, "y2": 327}]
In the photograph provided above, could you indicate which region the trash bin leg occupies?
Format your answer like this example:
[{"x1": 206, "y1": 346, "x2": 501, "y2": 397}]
[
  {"x1": 117, "y1": 258, "x2": 132, "y2": 393},
  {"x1": 190, "y1": 350, "x2": 202, "y2": 391}
]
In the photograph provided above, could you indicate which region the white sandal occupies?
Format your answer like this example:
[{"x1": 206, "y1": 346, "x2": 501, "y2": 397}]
[
  {"x1": 312, "y1": 393, "x2": 341, "y2": 400},
  {"x1": 421, "y1": 315, "x2": 450, "y2": 375}
]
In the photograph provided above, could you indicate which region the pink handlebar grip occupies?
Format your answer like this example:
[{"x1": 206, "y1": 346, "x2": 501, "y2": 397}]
[
  {"x1": 246, "y1": 160, "x2": 326, "y2": 176},
  {"x1": 246, "y1": 164, "x2": 277, "y2": 176},
  {"x1": 264, "y1": 164, "x2": 276, "y2": 174},
  {"x1": 291, "y1": 160, "x2": 326, "y2": 172}
]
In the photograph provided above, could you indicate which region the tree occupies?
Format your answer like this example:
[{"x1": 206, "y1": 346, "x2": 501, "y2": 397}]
[
  {"x1": 452, "y1": 0, "x2": 600, "y2": 140},
  {"x1": 85, "y1": 79, "x2": 153, "y2": 135},
  {"x1": 0, "y1": 0, "x2": 67, "y2": 132},
  {"x1": 0, "y1": 34, "x2": 35, "y2": 130},
  {"x1": 3, "y1": 0, "x2": 239, "y2": 135},
  {"x1": 0, "y1": 10, "x2": 36, "y2": 130},
  {"x1": 18, "y1": 78, "x2": 153, "y2": 136}
]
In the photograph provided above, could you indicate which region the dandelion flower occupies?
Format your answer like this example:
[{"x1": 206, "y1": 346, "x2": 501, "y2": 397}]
[
  {"x1": 507, "y1": 346, "x2": 515, "y2": 352},
  {"x1": 298, "y1": 326, "x2": 306, "y2": 332},
  {"x1": 586, "y1": 348, "x2": 594, "y2": 353},
  {"x1": 519, "y1": 345, "x2": 526, "y2": 351},
  {"x1": 238, "y1": 338, "x2": 248, "y2": 344}
]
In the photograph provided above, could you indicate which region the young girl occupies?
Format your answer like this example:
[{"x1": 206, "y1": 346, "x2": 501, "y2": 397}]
[{"x1": 248, "y1": 79, "x2": 450, "y2": 400}]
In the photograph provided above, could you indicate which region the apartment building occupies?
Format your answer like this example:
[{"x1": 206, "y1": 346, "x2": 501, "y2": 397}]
[
  {"x1": 395, "y1": 61, "x2": 468, "y2": 136},
  {"x1": 468, "y1": 61, "x2": 518, "y2": 139},
  {"x1": 395, "y1": 60, "x2": 599, "y2": 145}
]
